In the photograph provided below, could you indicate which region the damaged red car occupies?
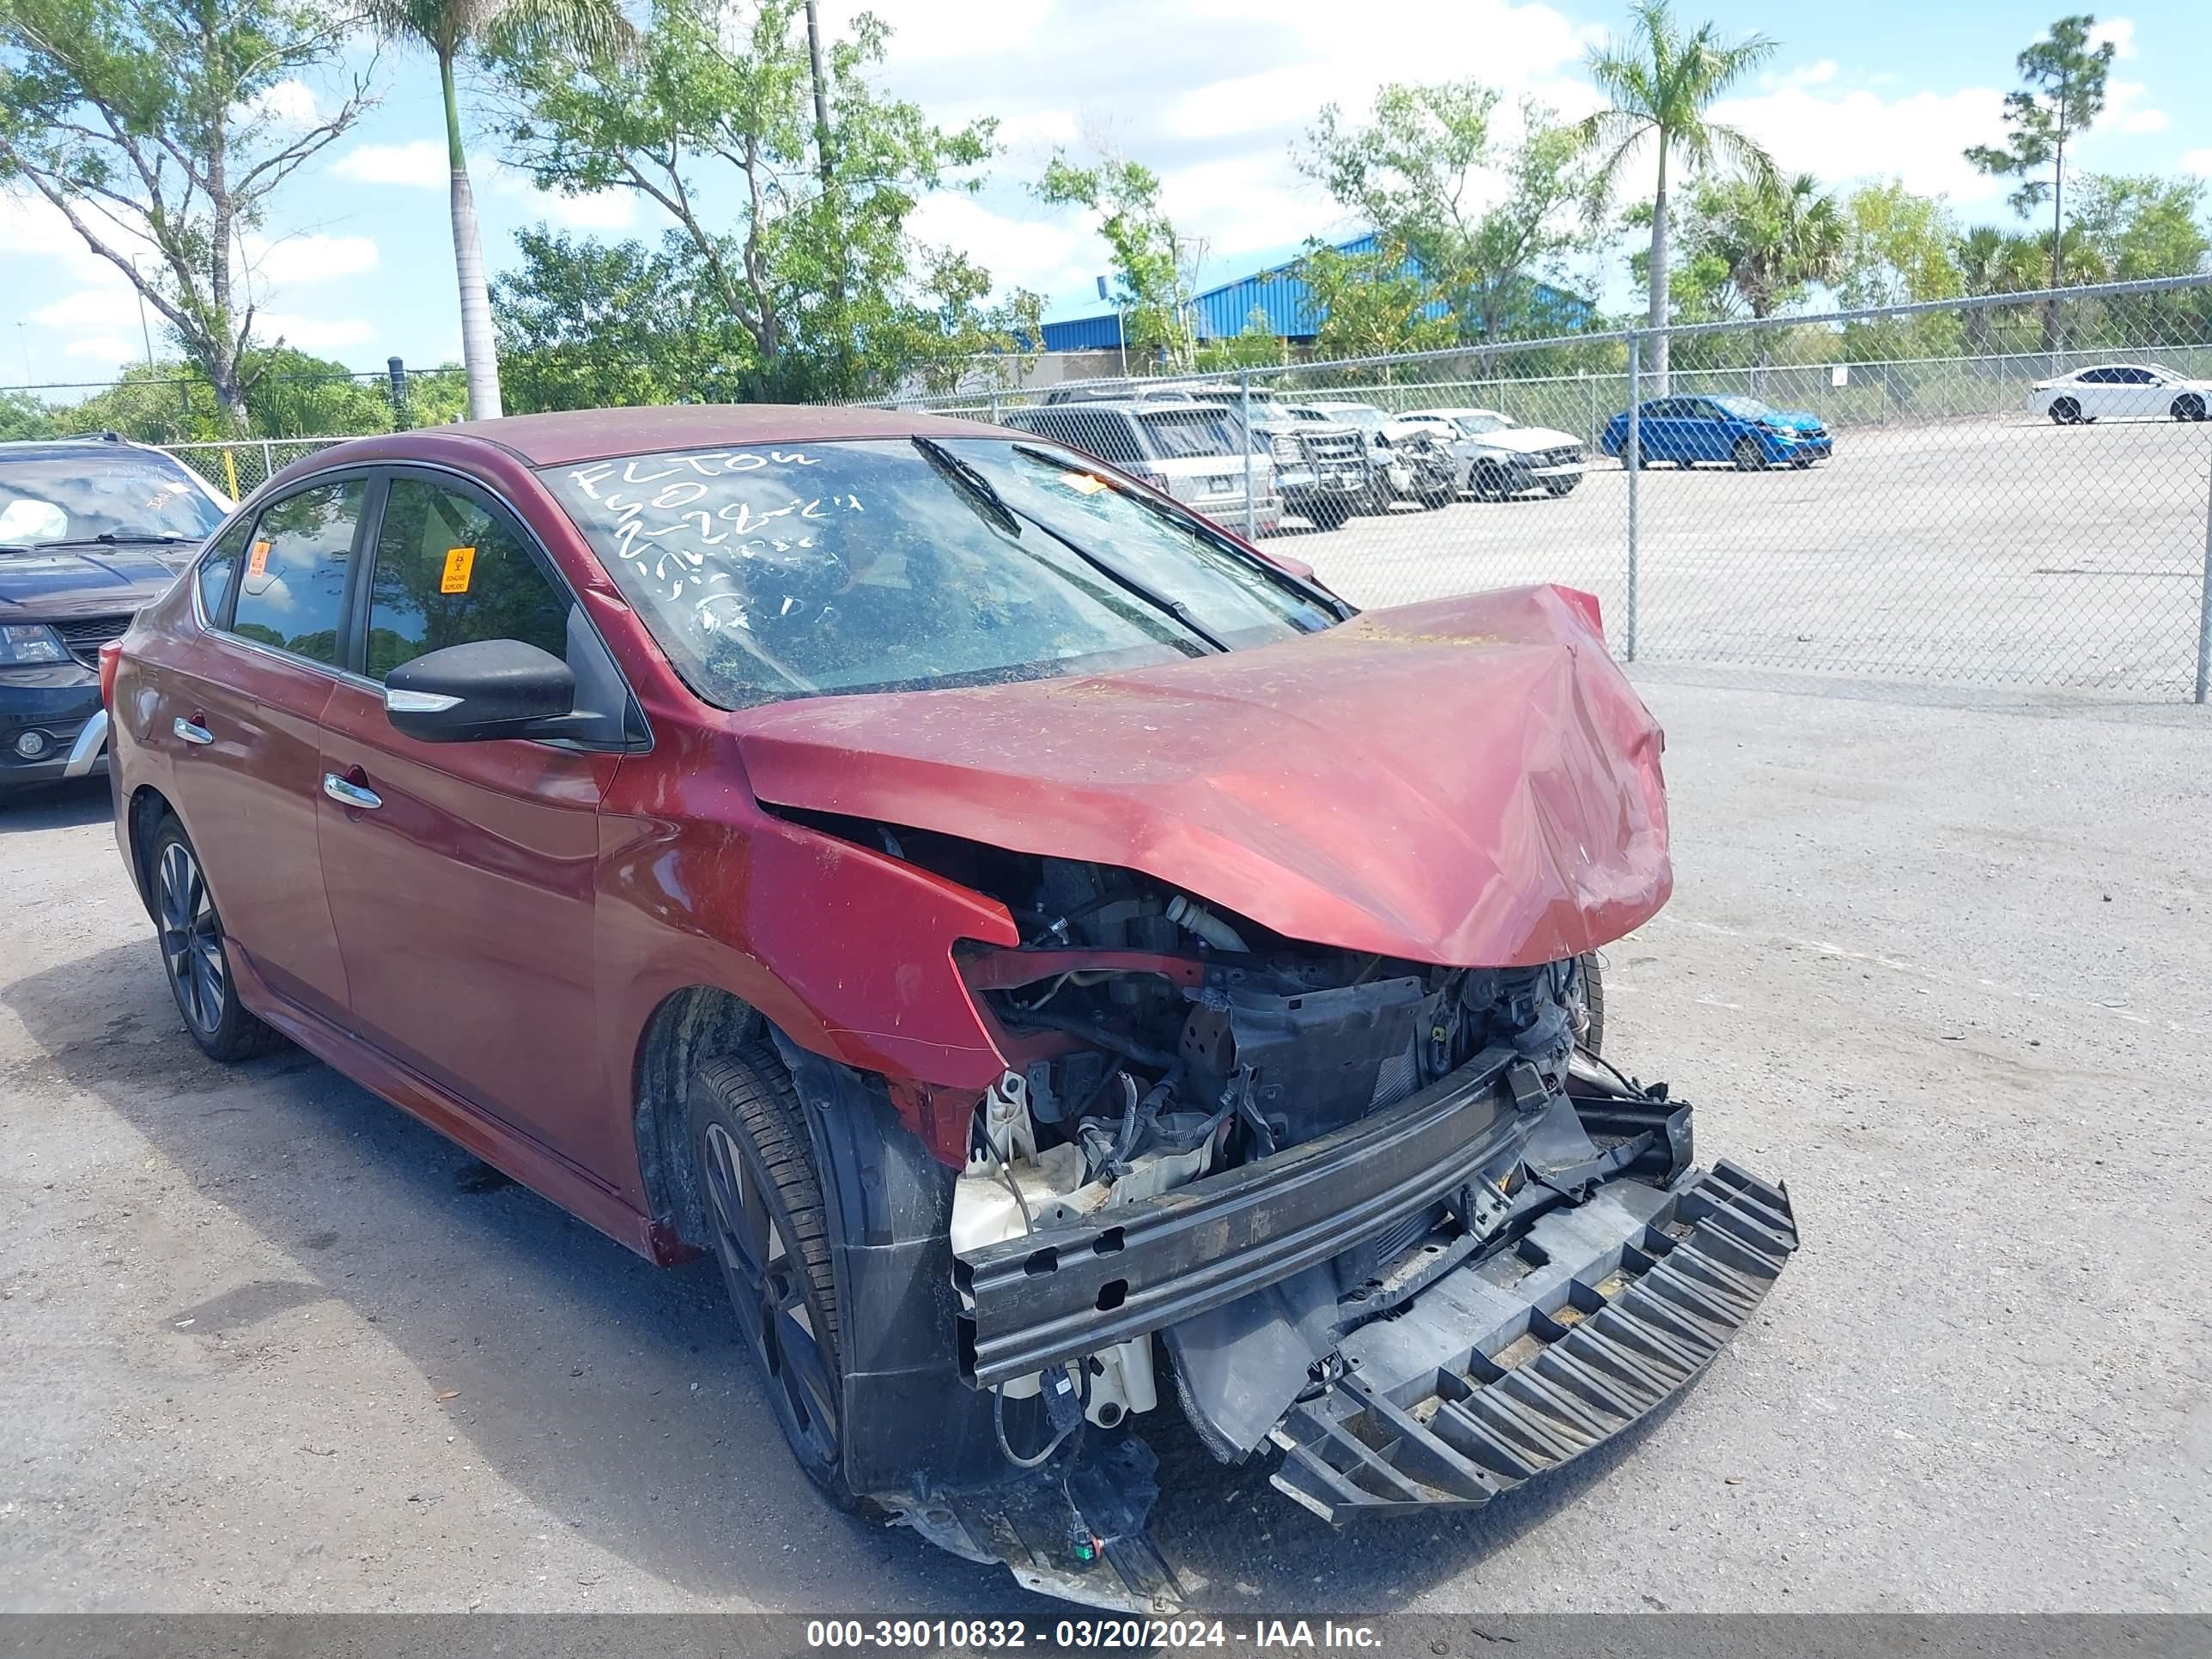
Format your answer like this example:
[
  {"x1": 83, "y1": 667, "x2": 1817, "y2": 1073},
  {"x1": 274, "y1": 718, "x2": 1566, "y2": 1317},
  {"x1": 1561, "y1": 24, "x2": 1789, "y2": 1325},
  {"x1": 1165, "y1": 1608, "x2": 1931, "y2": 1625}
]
[{"x1": 102, "y1": 406, "x2": 1796, "y2": 1610}]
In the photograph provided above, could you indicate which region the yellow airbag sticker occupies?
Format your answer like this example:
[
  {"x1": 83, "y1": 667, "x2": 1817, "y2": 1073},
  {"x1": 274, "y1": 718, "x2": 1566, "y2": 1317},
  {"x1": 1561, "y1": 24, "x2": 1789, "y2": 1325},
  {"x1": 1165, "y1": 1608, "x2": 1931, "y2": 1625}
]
[
  {"x1": 440, "y1": 545, "x2": 476, "y2": 594},
  {"x1": 246, "y1": 540, "x2": 270, "y2": 578},
  {"x1": 1062, "y1": 473, "x2": 1109, "y2": 495}
]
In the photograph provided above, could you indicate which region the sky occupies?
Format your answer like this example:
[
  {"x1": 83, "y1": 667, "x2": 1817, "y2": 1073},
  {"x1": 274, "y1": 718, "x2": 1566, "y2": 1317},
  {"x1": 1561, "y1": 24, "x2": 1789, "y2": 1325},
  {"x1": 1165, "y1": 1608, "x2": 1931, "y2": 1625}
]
[{"x1": 5, "y1": 0, "x2": 2211, "y2": 392}]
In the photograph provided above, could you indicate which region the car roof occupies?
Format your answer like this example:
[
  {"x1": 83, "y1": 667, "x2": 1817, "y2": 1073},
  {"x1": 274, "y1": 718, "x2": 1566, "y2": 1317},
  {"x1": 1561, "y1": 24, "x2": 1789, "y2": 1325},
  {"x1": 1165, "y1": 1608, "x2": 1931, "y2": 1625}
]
[
  {"x1": 1424, "y1": 406, "x2": 1506, "y2": 420},
  {"x1": 0, "y1": 431, "x2": 180, "y2": 463},
  {"x1": 304, "y1": 404, "x2": 1019, "y2": 471}
]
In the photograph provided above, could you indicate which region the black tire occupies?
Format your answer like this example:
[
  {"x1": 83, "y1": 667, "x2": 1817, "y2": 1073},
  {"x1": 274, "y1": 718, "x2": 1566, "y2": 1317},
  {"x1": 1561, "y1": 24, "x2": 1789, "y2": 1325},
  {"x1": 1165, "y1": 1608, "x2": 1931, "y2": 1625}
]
[
  {"x1": 1308, "y1": 497, "x2": 1352, "y2": 530},
  {"x1": 2173, "y1": 394, "x2": 2205, "y2": 422},
  {"x1": 2050, "y1": 396, "x2": 2081, "y2": 425},
  {"x1": 1731, "y1": 434, "x2": 1766, "y2": 471},
  {"x1": 1543, "y1": 477, "x2": 1580, "y2": 497},
  {"x1": 148, "y1": 816, "x2": 283, "y2": 1061},
  {"x1": 1418, "y1": 488, "x2": 1455, "y2": 508},
  {"x1": 1468, "y1": 461, "x2": 1507, "y2": 501},
  {"x1": 1573, "y1": 953, "x2": 1606, "y2": 1056},
  {"x1": 690, "y1": 1043, "x2": 855, "y2": 1507}
]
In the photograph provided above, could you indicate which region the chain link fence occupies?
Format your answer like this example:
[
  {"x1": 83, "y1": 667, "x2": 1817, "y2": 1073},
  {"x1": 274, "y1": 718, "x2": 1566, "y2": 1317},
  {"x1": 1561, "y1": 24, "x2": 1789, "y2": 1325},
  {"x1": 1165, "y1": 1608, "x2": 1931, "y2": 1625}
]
[
  {"x1": 163, "y1": 435, "x2": 353, "y2": 500},
  {"x1": 866, "y1": 272, "x2": 2212, "y2": 702}
]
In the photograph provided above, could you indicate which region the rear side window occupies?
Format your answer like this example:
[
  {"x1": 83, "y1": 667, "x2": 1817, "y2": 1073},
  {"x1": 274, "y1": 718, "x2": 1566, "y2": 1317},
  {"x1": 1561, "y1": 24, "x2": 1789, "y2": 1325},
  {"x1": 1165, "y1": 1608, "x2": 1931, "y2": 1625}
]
[
  {"x1": 196, "y1": 519, "x2": 252, "y2": 626},
  {"x1": 1133, "y1": 408, "x2": 1242, "y2": 459},
  {"x1": 364, "y1": 477, "x2": 570, "y2": 681},
  {"x1": 1012, "y1": 408, "x2": 1145, "y2": 468},
  {"x1": 228, "y1": 479, "x2": 365, "y2": 665}
]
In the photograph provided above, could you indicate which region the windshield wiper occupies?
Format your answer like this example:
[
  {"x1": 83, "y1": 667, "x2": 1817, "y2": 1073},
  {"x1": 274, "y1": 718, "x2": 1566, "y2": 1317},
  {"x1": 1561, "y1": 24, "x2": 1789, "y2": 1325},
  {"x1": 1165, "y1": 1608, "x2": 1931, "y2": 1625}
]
[
  {"x1": 1010, "y1": 444, "x2": 1352, "y2": 624},
  {"x1": 35, "y1": 531, "x2": 198, "y2": 549},
  {"x1": 912, "y1": 436, "x2": 1022, "y2": 539}
]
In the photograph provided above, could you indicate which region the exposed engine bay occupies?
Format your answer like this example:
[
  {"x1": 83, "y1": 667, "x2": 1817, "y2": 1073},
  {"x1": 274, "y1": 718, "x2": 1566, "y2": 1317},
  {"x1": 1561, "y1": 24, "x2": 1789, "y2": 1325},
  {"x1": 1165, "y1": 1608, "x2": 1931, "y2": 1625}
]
[{"x1": 770, "y1": 830, "x2": 1799, "y2": 1613}]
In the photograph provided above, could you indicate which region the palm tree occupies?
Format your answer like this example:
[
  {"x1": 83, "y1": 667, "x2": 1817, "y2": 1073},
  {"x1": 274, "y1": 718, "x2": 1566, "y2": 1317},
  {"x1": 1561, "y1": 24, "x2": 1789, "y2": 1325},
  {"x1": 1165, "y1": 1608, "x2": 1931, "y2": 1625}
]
[
  {"x1": 362, "y1": 0, "x2": 631, "y2": 421},
  {"x1": 1576, "y1": 0, "x2": 1778, "y2": 392},
  {"x1": 1714, "y1": 173, "x2": 1844, "y2": 319}
]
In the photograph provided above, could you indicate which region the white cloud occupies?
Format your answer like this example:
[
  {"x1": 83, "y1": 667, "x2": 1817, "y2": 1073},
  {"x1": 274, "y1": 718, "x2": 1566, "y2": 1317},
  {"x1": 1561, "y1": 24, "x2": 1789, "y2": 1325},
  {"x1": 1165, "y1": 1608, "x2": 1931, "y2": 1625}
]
[
  {"x1": 2088, "y1": 17, "x2": 2136, "y2": 59},
  {"x1": 1710, "y1": 82, "x2": 2010, "y2": 205},
  {"x1": 243, "y1": 78, "x2": 321, "y2": 130},
  {"x1": 2102, "y1": 81, "x2": 2168, "y2": 137},
  {"x1": 63, "y1": 336, "x2": 140, "y2": 363},
  {"x1": 2184, "y1": 149, "x2": 2212, "y2": 177},
  {"x1": 246, "y1": 232, "x2": 380, "y2": 285},
  {"x1": 1761, "y1": 60, "x2": 1838, "y2": 93},
  {"x1": 331, "y1": 140, "x2": 448, "y2": 190},
  {"x1": 33, "y1": 288, "x2": 141, "y2": 331},
  {"x1": 907, "y1": 192, "x2": 1091, "y2": 300},
  {"x1": 258, "y1": 313, "x2": 374, "y2": 350}
]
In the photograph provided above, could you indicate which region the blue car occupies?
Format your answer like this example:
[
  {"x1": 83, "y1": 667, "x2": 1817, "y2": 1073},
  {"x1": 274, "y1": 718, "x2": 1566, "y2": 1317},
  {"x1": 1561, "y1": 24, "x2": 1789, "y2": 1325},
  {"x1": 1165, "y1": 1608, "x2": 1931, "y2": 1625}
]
[{"x1": 1600, "y1": 394, "x2": 1833, "y2": 470}]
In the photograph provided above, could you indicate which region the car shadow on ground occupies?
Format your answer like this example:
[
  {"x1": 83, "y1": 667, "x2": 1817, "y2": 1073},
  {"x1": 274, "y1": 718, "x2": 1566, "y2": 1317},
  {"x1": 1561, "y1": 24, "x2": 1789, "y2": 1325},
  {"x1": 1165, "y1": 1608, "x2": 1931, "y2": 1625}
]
[
  {"x1": 6, "y1": 939, "x2": 1690, "y2": 1613},
  {"x1": 0, "y1": 776, "x2": 112, "y2": 834}
]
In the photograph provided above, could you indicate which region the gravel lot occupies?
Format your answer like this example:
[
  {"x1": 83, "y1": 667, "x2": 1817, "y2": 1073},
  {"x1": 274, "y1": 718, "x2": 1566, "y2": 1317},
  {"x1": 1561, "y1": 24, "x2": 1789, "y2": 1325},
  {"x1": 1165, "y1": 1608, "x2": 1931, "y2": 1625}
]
[
  {"x1": 1290, "y1": 414, "x2": 2212, "y2": 696},
  {"x1": 3, "y1": 670, "x2": 2208, "y2": 1616}
]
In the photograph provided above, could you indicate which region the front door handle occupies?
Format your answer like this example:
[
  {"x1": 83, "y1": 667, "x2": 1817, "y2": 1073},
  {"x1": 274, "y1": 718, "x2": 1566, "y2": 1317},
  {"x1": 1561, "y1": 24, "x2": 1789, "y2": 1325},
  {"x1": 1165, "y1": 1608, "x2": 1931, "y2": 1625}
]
[
  {"x1": 173, "y1": 716, "x2": 213, "y2": 746},
  {"x1": 322, "y1": 772, "x2": 382, "y2": 811}
]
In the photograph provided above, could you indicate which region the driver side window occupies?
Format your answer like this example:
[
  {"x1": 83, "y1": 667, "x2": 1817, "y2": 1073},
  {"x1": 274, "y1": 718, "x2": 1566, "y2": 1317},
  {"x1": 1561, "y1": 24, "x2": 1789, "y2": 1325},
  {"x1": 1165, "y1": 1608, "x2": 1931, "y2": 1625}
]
[{"x1": 364, "y1": 477, "x2": 571, "y2": 683}]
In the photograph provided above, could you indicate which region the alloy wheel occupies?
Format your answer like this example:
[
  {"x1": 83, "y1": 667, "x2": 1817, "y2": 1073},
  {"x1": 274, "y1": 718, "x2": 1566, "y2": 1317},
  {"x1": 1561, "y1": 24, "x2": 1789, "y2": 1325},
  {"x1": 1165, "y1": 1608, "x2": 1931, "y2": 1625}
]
[
  {"x1": 700, "y1": 1121, "x2": 841, "y2": 1469},
  {"x1": 157, "y1": 841, "x2": 225, "y2": 1036}
]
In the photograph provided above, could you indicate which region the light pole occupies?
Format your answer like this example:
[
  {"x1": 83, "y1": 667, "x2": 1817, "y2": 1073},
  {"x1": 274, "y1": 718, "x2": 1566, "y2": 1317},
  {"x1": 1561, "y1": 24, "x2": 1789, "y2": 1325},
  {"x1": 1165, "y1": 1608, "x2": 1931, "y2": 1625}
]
[
  {"x1": 1097, "y1": 275, "x2": 1127, "y2": 380},
  {"x1": 129, "y1": 255, "x2": 155, "y2": 363},
  {"x1": 15, "y1": 322, "x2": 29, "y2": 385}
]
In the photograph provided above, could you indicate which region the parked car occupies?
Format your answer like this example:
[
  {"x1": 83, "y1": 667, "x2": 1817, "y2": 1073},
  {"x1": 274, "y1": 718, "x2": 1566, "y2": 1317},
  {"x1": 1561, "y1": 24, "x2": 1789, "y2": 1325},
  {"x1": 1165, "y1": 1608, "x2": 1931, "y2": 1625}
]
[
  {"x1": 1396, "y1": 408, "x2": 1590, "y2": 499},
  {"x1": 1600, "y1": 395, "x2": 1833, "y2": 470},
  {"x1": 104, "y1": 405, "x2": 1796, "y2": 1613},
  {"x1": 1000, "y1": 399, "x2": 1282, "y2": 532},
  {"x1": 1, "y1": 431, "x2": 230, "y2": 801},
  {"x1": 1289, "y1": 400, "x2": 1463, "y2": 512},
  {"x1": 2029, "y1": 362, "x2": 2211, "y2": 423},
  {"x1": 1180, "y1": 391, "x2": 1371, "y2": 529}
]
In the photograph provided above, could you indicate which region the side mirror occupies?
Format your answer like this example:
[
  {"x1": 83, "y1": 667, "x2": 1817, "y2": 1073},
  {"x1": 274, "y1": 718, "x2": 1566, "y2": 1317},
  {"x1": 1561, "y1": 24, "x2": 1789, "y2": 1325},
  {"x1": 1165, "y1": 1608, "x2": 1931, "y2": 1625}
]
[{"x1": 385, "y1": 638, "x2": 577, "y2": 744}]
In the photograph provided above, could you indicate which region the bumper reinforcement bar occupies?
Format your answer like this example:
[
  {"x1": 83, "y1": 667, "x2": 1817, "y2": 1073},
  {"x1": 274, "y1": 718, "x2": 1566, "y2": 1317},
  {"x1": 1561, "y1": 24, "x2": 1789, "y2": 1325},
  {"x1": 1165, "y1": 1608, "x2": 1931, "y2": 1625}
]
[{"x1": 1269, "y1": 1160, "x2": 1798, "y2": 1522}]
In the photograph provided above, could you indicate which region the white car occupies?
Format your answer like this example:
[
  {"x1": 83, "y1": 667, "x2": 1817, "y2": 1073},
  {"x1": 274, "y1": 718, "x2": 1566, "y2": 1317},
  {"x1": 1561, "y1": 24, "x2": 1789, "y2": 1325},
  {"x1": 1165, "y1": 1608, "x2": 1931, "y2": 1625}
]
[
  {"x1": 1394, "y1": 407, "x2": 1589, "y2": 500},
  {"x1": 2029, "y1": 363, "x2": 2211, "y2": 424}
]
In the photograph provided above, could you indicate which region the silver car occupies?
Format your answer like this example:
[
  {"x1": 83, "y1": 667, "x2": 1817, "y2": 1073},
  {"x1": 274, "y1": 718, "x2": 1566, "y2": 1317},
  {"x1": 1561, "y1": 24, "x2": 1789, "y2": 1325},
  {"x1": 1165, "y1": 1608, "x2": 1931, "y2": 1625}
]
[{"x1": 1001, "y1": 401, "x2": 1284, "y2": 533}]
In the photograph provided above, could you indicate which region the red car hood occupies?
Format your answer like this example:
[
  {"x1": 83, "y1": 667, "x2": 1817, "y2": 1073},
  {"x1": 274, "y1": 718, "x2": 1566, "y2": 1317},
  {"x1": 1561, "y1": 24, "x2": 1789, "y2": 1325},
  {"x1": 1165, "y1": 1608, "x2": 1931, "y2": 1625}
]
[{"x1": 729, "y1": 584, "x2": 1669, "y2": 967}]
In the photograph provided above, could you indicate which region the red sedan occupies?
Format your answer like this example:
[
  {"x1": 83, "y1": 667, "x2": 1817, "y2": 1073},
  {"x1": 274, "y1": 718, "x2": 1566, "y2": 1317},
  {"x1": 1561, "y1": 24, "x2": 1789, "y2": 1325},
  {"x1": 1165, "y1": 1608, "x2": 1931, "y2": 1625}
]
[{"x1": 102, "y1": 405, "x2": 1795, "y2": 1611}]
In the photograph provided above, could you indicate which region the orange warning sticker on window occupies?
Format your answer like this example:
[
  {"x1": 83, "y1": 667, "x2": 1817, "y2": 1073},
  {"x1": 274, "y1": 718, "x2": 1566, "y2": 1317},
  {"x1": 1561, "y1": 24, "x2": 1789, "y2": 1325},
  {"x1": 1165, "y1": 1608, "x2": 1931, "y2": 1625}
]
[
  {"x1": 1061, "y1": 473, "x2": 1109, "y2": 495},
  {"x1": 440, "y1": 545, "x2": 476, "y2": 594},
  {"x1": 246, "y1": 540, "x2": 271, "y2": 579}
]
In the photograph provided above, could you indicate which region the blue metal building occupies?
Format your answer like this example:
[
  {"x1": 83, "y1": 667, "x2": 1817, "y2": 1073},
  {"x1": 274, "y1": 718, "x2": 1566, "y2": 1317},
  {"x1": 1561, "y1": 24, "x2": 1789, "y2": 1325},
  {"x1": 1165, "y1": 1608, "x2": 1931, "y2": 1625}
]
[{"x1": 1030, "y1": 233, "x2": 1593, "y2": 352}]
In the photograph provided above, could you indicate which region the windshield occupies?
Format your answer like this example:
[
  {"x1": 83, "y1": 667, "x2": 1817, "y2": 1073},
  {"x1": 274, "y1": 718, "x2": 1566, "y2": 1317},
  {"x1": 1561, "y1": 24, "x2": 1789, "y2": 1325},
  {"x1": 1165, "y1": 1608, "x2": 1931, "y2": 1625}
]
[
  {"x1": 1320, "y1": 406, "x2": 1386, "y2": 430},
  {"x1": 0, "y1": 451, "x2": 225, "y2": 548},
  {"x1": 1451, "y1": 412, "x2": 1512, "y2": 434},
  {"x1": 1713, "y1": 396, "x2": 1783, "y2": 421},
  {"x1": 540, "y1": 437, "x2": 1334, "y2": 711},
  {"x1": 1135, "y1": 407, "x2": 1246, "y2": 458}
]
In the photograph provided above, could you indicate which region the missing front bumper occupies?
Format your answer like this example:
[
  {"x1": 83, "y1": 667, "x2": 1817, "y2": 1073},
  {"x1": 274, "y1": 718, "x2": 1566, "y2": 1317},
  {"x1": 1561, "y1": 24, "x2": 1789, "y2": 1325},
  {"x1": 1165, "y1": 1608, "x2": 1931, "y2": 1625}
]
[{"x1": 1269, "y1": 1159, "x2": 1796, "y2": 1521}]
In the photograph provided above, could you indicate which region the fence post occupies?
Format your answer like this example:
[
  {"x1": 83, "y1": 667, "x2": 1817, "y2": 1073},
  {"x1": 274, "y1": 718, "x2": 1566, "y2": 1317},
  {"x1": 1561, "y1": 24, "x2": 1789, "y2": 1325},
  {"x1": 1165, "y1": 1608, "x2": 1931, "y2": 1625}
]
[
  {"x1": 2197, "y1": 456, "x2": 2212, "y2": 704},
  {"x1": 1626, "y1": 331, "x2": 1641, "y2": 664},
  {"x1": 1240, "y1": 368, "x2": 1256, "y2": 541},
  {"x1": 260, "y1": 438, "x2": 273, "y2": 489}
]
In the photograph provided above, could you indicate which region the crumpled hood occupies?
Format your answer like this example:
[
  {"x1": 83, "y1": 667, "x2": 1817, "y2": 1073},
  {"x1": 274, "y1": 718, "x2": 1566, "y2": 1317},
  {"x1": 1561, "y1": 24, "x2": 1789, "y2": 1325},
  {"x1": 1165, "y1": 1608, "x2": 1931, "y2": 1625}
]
[
  {"x1": 0, "y1": 547, "x2": 178, "y2": 618},
  {"x1": 730, "y1": 585, "x2": 1670, "y2": 967},
  {"x1": 1470, "y1": 426, "x2": 1581, "y2": 456},
  {"x1": 1766, "y1": 410, "x2": 1826, "y2": 432}
]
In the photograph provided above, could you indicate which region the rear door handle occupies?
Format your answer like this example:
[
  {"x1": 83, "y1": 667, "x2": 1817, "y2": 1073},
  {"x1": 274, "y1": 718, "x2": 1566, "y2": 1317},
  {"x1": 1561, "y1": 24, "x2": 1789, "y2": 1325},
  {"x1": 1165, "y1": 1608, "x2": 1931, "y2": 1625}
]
[
  {"x1": 322, "y1": 772, "x2": 382, "y2": 811},
  {"x1": 173, "y1": 717, "x2": 213, "y2": 746}
]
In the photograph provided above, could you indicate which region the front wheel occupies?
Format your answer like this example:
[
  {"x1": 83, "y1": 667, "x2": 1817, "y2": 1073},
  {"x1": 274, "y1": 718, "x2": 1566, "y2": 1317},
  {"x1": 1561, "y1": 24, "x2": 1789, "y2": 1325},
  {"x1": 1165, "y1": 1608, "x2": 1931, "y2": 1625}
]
[
  {"x1": 1307, "y1": 497, "x2": 1352, "y2": 530},
  {"x1": 149, "y1": 816, "x2": 283, "y2": 1061},
  {"x1": 1543, "y1": 477, "x2": 1580, "y2": 497},
  {"x1": 690, "y1": 1043, "x2": 855, "y2": 1507},
  {"x1": 2173, "y1": 394, "x2": 2206, "y2": 422},
  {"x1": 1732, "y1": 435, "x2": 1767, "y2": 471},
  {"x1": 1571, "y1": 954, "x2": 1605, "y2": 1056}
]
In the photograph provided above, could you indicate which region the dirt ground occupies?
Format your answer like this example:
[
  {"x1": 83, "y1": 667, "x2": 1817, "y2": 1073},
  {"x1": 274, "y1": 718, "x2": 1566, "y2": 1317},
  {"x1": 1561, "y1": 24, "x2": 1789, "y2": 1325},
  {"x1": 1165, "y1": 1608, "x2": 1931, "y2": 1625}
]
[{"x1": 2, "y1": 668, "x2": 2207, "y2": 1614}]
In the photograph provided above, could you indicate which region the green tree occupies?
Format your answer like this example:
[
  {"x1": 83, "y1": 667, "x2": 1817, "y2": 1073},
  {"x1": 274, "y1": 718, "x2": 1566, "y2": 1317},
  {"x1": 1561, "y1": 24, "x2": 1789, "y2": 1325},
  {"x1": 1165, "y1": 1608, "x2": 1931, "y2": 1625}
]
[
  {"x1": 1036, "y1": 149, "x2": 1201, "y2": 369},
  {"x1": 0, "y1": 388, "x2": 61, "y2": 440},
  {"x1": 2065, "y1": 173, "x2": 2209, "y2": 280},
  {"x1": 1954, "y1": 223, "x2": 2051, "y2": 351},
  {"x1": 1192, "y1": 308, "x2": 1288, "y2": 373},
  {"x1": 1574, "y1": 0, "x2": 1778, "y2": 391},
  {"x1": 0, "y1": 0, "x2": 374, "y2": 432},
  {"x1": 498, "y1": 0, "x2": 1027, "y2": 401},
  {"x1": 1964, "y1": 14, "x2": 2115, "y2": 301},
  {"x1": 1838, "y1": 180, "x2": 1966, "y2": 359},
  {"x1": 361, "y1": 0, "x2": 632, "y2": 422},
  {"x1": 1300, "y1": 82, "x2": 1596, "y2": 343},
  {"x1": 1290, "y1": 236, "x2": 1459, "y2": 359},
  {"x1": 492, "y1": 226, "x2": 744, "y2": 412}
]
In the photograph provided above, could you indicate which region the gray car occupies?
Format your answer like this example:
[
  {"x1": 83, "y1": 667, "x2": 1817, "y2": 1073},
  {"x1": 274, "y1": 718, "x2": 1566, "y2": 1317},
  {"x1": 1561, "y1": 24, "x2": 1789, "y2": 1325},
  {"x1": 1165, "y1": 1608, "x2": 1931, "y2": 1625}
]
[{"x1": 1000, "y1": 401, "x2": 1283, "y2": 534}]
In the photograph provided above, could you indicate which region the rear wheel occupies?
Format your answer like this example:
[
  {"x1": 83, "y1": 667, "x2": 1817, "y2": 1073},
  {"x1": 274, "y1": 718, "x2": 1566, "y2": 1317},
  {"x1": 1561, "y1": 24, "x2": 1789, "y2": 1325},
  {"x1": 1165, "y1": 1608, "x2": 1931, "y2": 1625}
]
[
  {"x1": 149, "y1": 817, "x2": 283, "y2": 1061},
  {"x1": 690, "y1": 1043, "x2": 854, "y2": 1507},
  {"x1": 2173, "y1": 393, "x2": 2206, "y2": 422},
  {"x1": 1731, "y1": 435, "x2": 1766, "y2": 471},
  {"x1": 1308, "y1": 496, "x2": 1352, "y2": 530},
  {"x1": 2050, "y1": 396, "x2": 2081, "y2": 425}
]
